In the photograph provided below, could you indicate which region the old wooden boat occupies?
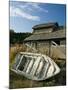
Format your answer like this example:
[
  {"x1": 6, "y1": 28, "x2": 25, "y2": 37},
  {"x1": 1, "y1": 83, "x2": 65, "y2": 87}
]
[{"x1": 11, "y1": 52, "x2": 60, "y2": 81}]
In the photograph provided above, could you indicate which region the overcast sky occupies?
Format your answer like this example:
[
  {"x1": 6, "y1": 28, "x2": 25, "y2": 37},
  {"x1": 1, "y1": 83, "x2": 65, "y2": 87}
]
[{"x1": 10, "y1": 1, "x2": 66, "y2": 32}]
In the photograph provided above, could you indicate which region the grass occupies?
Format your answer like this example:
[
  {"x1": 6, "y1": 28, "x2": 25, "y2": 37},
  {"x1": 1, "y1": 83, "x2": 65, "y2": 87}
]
[
  {"x1": 9, "y1": 44, "x2": 66, "y2": 89},
  {"x1": 9, "y1": 44, "x2": 26, "y2": 67},
  {"x1": 9, "y1": 65, "x2": 66, "y2": 89}
]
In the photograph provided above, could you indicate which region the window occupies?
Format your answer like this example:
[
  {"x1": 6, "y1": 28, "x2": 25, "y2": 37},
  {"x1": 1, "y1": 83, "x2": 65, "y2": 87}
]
[
  {"x1": 55, "y1": 40, "x2": 60, "y2": 45},
  {"x1": 52, "y1": 40, "x2": 60, "y2": 45}
]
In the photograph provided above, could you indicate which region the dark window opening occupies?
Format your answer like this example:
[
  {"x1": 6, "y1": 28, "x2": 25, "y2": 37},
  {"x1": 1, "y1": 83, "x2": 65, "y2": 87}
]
[{"x1": 54, "y1": 40, "x2": 60, "y2": 45}]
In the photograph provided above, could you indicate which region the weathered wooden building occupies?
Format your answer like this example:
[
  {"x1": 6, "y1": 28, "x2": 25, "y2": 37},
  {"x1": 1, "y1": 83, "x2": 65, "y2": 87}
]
[{"x1": 24, "y1": 22, "x2": 66, "y2": 59}]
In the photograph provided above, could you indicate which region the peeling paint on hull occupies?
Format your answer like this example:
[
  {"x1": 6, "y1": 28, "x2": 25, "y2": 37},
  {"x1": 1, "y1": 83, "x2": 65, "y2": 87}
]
[{"x1": 11, "y1": 52, "x2": 60, "y2": 81}]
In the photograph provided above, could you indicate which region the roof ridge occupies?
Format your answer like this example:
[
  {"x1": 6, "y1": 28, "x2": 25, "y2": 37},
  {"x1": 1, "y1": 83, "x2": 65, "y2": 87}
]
[{"x1": 32, "y1": 22, "x2": 58, "y2": 29}]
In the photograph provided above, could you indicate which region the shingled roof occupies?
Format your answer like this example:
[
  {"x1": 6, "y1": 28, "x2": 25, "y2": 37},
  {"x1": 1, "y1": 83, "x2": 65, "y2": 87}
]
[
  {"x1": 32, "y1": 22, "x2": 58, "y2": 29},
  {"x1": 24, "y1": 29, "x2": 66, "y2": 41}
]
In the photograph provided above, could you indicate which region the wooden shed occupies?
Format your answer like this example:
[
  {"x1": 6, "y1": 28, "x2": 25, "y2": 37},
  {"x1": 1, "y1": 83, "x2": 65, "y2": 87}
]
[{"x1": 24, "y1": 22, "x2": 66, "y2": 59}]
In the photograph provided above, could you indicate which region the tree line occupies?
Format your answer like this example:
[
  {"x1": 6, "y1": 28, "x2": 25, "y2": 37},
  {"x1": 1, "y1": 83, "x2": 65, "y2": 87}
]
[{"x1": 10, "y1": 29, "x2": 32, "y2": 44}]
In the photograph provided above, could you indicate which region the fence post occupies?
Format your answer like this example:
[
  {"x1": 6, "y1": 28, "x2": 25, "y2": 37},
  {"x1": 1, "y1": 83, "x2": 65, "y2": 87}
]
[{"x1": 49, "y1": 41, "x2": 51, "y2": 57}]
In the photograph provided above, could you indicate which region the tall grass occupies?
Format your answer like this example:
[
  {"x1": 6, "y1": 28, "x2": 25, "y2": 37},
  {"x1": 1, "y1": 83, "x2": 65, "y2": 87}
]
[{"x1": 10, "y1": 44, "x2": 26, "y2": 65}]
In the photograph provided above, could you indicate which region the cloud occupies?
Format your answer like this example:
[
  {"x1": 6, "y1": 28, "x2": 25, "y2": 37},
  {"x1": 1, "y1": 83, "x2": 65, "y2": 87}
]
[
  {"x1": 10, "y1": 6, "x2": 40, "y2": 21},
  {"x1": 32, "y1": 3, "x2": 48, "y2": 13},
  {"x1": 20, "y1": 2, "x2": 48, "y2": 13},
  {"x1": 10, "y1": 2, "x2": 48, "y2": 21}
]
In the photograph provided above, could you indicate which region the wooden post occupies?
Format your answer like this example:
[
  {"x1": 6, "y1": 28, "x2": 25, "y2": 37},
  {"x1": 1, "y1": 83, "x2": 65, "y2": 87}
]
[
  {"x1": 35, "y1": 42, "x2": 37, "y2": 50},
  {"x1": 49, "y1": 41, "x2": 51, "y2": 57}
]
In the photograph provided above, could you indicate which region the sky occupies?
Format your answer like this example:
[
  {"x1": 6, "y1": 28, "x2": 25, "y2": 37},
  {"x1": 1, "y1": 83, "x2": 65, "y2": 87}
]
[{"x1": 10, "y1": 1, "x2": 66, "y2": 32}]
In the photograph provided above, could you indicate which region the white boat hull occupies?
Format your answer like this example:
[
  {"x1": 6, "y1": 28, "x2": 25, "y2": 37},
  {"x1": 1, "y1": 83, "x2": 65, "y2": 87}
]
[{"x1": 11, "y1": 52, "x2": 60, "y2": 81}]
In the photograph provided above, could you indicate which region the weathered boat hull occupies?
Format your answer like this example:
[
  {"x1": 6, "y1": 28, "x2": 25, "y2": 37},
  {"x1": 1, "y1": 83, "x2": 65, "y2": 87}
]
[{"x1": 11, "y1": 52, "x2": 60, "y2": 81}]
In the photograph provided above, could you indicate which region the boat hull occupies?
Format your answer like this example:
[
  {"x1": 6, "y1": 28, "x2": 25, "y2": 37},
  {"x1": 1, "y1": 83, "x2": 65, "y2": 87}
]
[{"x1": 11, "y1": 52, "x2": 60, "y2": 81}]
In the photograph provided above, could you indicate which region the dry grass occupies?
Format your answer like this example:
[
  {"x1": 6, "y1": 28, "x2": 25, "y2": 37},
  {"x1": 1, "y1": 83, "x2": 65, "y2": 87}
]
[{"x1": 10, "y1": 44, "x2": 27, "y2": 67}]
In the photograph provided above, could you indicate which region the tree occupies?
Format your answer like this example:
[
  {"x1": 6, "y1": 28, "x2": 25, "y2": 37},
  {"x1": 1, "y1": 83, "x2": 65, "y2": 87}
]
[{"x1": 10, "y1": 29, "x2": 32, "y2": 44}]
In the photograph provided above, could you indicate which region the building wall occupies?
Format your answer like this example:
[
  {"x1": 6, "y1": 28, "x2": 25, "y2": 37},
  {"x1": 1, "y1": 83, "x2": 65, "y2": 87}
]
[
  {"x1": 60, "y1": 40, "x2": 66, "y2": 45},
  {"x1": 25, "y1": 39, "x2": 66, "y2": 48},
  {"x1": 37, "y1": 41, "x2": 50, "y2": 55},
  {"x1": 33, "y1": 28, "x2": 53, "y2": 34},
  {"x1": 25, "y1": 39, "x2": 66, "y2": 58},
  {"x1": 25, "y1": 41, "x2": 50, "y2": 55}
]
